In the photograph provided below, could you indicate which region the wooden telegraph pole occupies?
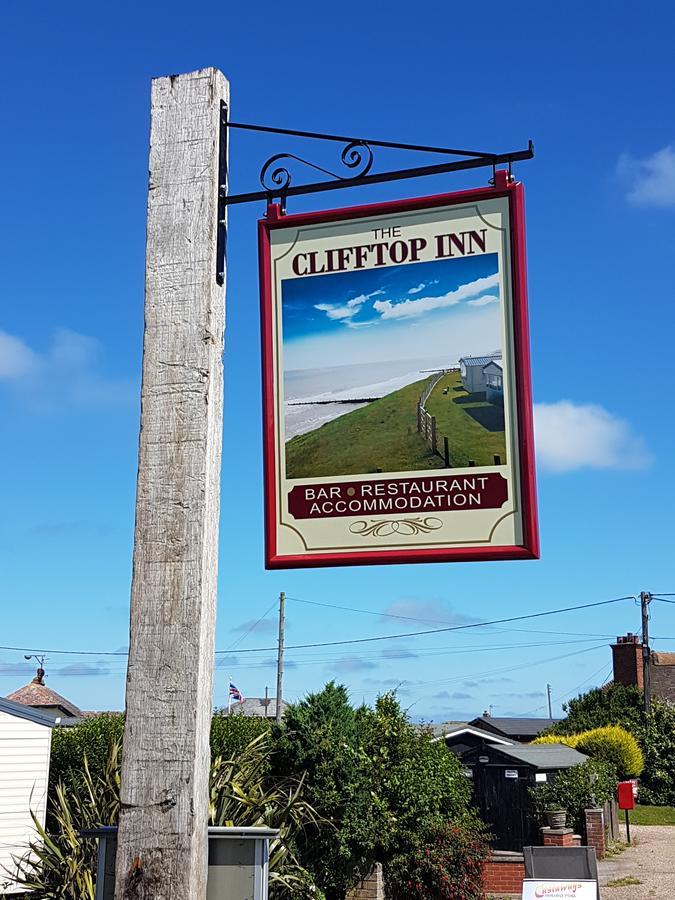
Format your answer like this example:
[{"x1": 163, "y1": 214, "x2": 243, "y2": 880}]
[
  {"x1": 276, "y1": 591, "x2": 285, "y2": 723},
  {"x1": 114, "y1": 68, "x2": 229, "y2": 900},
  {"x1": 641, "y1": 591, "x2": 652, "y2": 713}
]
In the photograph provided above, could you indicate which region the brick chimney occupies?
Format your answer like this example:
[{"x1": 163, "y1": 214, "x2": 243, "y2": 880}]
[{"x1": 611, "y1": 633, "x2": 643, "y2": 690}]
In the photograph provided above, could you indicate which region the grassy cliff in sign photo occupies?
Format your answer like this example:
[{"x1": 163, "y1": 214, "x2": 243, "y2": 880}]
[{"x1": 282, "y1": 254, "x2": 507, "y2": 479}]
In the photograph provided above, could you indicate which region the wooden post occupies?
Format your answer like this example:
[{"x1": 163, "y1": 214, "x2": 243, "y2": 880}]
[
  {"x1": 641, "y1": 591, "x2": 652, "y2": 713},
  {"x1": 276, "y1": 591, "x2": 285, "y2": 723},
  {"x1": 114, "y1": 68, "x2": 229, "y2": 900}
]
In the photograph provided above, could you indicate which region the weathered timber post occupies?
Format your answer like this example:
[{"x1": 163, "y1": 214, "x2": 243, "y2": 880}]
[{"x1": 114, "y1": 68, "x2": 229, "y2": 900}]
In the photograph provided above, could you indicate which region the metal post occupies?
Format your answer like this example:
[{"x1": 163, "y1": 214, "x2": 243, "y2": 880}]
[
  {"x1": 276, "y1": 592, "x2": 285, "y2": 723},
  {"x1": 641, "y1": 591, "x2": 652, "y2": 713},
  {"x1": 547, "y1": 683, "x2": 553, "y2": 720},
  {"x1": 114, "y1": 68, "x2": 229, "y2": 900},
  {"x1": 625, "y1": 808, "x2": 631, "y2": 844}
]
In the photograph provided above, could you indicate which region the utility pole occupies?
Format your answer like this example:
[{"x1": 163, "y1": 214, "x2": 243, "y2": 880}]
[
  {"x1": 276, "y1": 591, "x2": 285, "y2": 723},
  {"x1": 546, "y1": 683, "x2": 553, "y2": 720},
  {"x1": 114, "y1": 68, "x2": 229, "y2": 900},
  {"x1": 641, "y1": 591, "x2": 652, "y2": 713}
]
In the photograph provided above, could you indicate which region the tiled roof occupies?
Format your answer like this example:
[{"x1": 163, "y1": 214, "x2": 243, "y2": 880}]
[
  {"x1": 652, "y1": 652, "x2": 675, "y2": 665},
  {"x1": 6, "y1": 680, "x2": 83, "y2": 718},
  {"x1": 227, "y1": 697, "x2": 288, "y2": 718},
  {"x1": 426, "y1": 720, "x2": 468, "y2": 738}
]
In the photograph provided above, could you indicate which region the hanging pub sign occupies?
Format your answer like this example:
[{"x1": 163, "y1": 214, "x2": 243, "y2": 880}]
[{"x1": 259, "y1": 173, "x2": 538, "y2": 568}]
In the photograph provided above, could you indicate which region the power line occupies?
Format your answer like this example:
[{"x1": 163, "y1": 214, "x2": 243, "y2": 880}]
[
  {"x1": 0, "y1": 593, "x2": 666, "y2": 660},
  {"x1": 225, "y1": 600, "x2": 278, "y2": 653},
  {"x1": 221, "y1": 595, "x2": 635, "y2": 653},
  {"x1": 286, "y1": 595, "x2": 623, "y2": 640}
]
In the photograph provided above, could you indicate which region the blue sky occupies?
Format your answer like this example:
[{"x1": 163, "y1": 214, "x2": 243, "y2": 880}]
[
  {"x1": 2, "y1": 1, "x2": 675, "y2": 720},
  {"x1": 284, "y1": 255, "x2": 499, "y2": 338}
]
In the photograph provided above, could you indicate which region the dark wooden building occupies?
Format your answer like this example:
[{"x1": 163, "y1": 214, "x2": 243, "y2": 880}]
[{"x1": 462, "y1": 743, "x2": 588, "y2": 851}]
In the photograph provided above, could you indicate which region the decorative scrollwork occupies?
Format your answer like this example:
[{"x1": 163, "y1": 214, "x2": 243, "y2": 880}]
[
  {"x1": 260, "y1": 141, "x2": 373, "y2": 194},
  {"x1": 349, "y1": 517, "x2": 443, "y2": 538},
  {"x1": 340, "y1": 141, "x2": 373, "y2": 177}
]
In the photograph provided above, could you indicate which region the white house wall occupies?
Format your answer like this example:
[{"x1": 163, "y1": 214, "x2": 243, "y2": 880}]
[{"x1": 0, "y1": 711, "x2": 52, "y2": 894}]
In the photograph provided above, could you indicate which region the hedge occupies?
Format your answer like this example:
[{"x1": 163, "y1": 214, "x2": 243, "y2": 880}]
[
  {"x1": 543, "y1": 683, "x2": 675, "y2": 805},
  {"x1": 575, "y1": 726, "x2": 643, "y2": 778},
  {"x1": 534, "y1": 725, "x2": 643, "y2": 778},
  {"x1": 50, "y1": 711, "x2": 270, "y2": 790}
]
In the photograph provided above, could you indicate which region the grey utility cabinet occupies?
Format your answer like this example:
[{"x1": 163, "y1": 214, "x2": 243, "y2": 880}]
[{"x1": 82, "y1": 826, "x2": 279, "y2": 900}]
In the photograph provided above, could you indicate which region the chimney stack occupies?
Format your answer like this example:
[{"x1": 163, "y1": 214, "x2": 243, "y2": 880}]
[{"x1": 611, "y1": 633, "x2": 643, "y2": 690}]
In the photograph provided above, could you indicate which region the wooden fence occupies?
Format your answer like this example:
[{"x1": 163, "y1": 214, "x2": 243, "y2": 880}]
[{"x1": 417, "y1": 369, "x2": 464, "y2": 467}]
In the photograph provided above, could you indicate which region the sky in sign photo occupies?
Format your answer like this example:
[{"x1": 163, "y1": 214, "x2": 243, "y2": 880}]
[
  {"x1": 1, "y1": 0, "x2": 674, "y2": 721},
  {"x1": 282, "y1": 254, "x2": 500, "y2": 370}
]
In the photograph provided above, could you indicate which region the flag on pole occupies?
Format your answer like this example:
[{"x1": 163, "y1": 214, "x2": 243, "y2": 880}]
[{"x1": 229, "y1": 682, "x2": 244, "y2": 704}]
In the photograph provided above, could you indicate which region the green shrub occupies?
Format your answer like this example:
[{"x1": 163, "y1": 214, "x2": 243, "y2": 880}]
[
  {"x1": 272, "y1": 685, "x2": 479, "y2": 900},
  {"x1": 534, "y1": 725, "x2": 643, "y2": 778},
  {"x1": 385, "y1": 822, "x2": 488, "y2": 900},
  {"x1": 545, "y1": 684, "x2": 675, "y2": 805},
  {"x1": 210, "y1": 711, "x2": 270, "y2": 760},
  {"x1": 13, "y1": 733, "x2": 320, "y2": 899},
  {"x1": 50, "y1": 714, "x2": 125, "y2": 796},
  {"x1": 530, "y1": 760, "x2": 616, "y2": 834},
  {"x1": 9, "y1": 741, "x2": 121, "y2": 899},
  {"x1": 532, "y1": 734, "x2": 579, "y2": 747},
  {"x1": 51, "y1": 712, "x2": 270, "y2": 791},
  {"x1": 575, "y1": 726, "x2": 643, "y2": 778}
]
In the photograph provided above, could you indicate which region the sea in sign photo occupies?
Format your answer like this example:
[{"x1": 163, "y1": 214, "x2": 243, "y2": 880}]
[{"x1": 282, "y1": 253, "x2": 507, "y2": 479}]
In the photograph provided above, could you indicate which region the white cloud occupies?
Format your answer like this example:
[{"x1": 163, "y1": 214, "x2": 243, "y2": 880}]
[
  {"x1": 314, "y1": 289, "x2": 384, "y2": 324},
  {"x1": 373, "y1": 273, "x2": 499, "y2": 321},
  {"x1": 618, "y1": 146, "x2": 675, "y2": 207},
  {"x1": 534, "y1": 401, "x2": 651, "y2": 472},
  {"x1": 467, "y1": 294, "x2": 499, "y2": 307},
  {"x1": 0, "y1": 331, "x2": 41, "y2": 378},
  {"x1": 314, "y1": 303, "x2": 354, "y2": 321},
  {"x1": 0, "y1": 326, "x2": 135, "y2": 411},
  {"x1": 408, "y1": 281, "x2": 437, "y2": 295}
]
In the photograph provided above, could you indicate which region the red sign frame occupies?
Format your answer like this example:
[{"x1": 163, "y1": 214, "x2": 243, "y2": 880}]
[{"x1": 259, "y1": 174, "x2": 538, "y2": 568}]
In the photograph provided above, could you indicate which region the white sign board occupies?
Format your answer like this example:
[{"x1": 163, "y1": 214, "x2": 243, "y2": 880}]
[{"x1": 522, "y1": 880, "x2": 596, "y2": 900}]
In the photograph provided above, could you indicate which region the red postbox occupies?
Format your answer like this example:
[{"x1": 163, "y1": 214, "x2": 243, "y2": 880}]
[{"x1": 617, "y1": 781, "x2": 636, "y2": 810}]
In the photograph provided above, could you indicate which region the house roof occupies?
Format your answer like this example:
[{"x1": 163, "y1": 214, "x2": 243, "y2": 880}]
[
  {"x1": 426, "y1": 720, "x2": 468, "y2": 738},
  {"x1": 460, "y1": 354, "x2": 502, "y2": 367},
  {"x1": 487, "y1": 743, "x2": 588, "y2": 769},
  {"x1": 428, "y1": 721, "x2": 514, "y2": 745},
  {"x1": 652, "y1": 651, "x2": 675, "y2": 665},
  {"x1": 227, "y1": 697, "x2": 288, "y2": 718},
  {"x1": 7, "y1": 679, "x2": 83, "y2": 718},
  {"x1": 483, "y1": 360, "x2": 503, "y2": 372},
  {"x1": 0, "y1": 695, "x2": 58, "y2": 728},
  {"x1": 469, "y1": 716, "x2": 561, "y2": 738}
]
